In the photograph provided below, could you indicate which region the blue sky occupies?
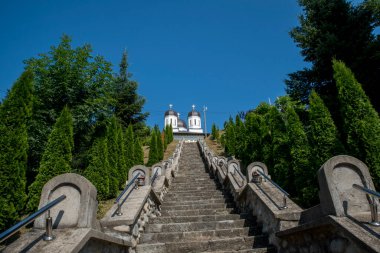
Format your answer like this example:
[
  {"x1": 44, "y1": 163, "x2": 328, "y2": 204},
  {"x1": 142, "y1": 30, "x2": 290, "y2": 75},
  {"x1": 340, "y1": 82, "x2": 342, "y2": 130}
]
[{"x1": 0, "y1": 0, "x2": 309, "y2": 131}]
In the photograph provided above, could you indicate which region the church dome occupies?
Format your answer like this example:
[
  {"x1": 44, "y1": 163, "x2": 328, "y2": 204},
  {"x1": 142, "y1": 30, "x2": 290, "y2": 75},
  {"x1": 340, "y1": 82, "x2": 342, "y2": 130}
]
[
  {"x1": 188, "y1": 110, "x2": 201, "y2": 117},
  {"x1": 165, "y1": 109, "x2": 178, "y2": 117},
  {"x1": 178, "y1": 119, "x2": 187, "y2": 129}
]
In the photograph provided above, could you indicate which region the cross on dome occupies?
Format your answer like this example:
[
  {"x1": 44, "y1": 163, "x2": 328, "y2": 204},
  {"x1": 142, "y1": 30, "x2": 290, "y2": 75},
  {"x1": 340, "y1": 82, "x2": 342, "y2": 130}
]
[
  {"x1": 192, "y1": 105, "x2": 195, "y2": 111},
  {"x1": 169, "y1": 104, "x2": 173, "y2": 109}
]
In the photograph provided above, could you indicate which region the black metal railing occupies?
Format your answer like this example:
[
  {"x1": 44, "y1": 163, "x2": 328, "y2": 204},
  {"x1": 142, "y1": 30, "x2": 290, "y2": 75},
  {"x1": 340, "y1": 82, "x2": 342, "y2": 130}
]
[
  {"x1": 257, "y1": 170, "x2": 289, "y2": 209},
  {"x1": 114, "y1": 173, "x2": 140, "y2": 216},
  {"x1": 230, "y1": 164, "x2": 245, "y2": 188},
  {"x1": 151, "y1": 169, "x2": 159, "y2": 186},
  {"x1": 0, "y1": 195, "x2": 66, "y2": 243},
  {"x1": 353, "y1": 184, "x2": 380, "y2": 226}
]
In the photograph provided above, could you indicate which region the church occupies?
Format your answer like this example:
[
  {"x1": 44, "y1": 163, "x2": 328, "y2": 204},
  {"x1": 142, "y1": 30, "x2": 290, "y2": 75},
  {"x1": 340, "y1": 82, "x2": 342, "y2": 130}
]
[{"x1": 164, "y1": 104, "x2": 204, "y2": 139}]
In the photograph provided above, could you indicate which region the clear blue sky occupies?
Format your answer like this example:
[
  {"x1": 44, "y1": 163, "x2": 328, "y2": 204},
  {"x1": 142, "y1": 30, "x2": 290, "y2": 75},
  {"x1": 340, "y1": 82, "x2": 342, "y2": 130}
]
[{"x1": 1, "y1": 0, "x2": 309, "y2": 131}]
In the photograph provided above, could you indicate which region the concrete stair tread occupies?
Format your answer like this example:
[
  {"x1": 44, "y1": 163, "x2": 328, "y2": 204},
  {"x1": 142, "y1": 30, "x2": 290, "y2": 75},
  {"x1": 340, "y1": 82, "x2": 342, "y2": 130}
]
[
  {"x1": 151, "y1": 214, "x2": 243, "y2": 224},
  {"x1": 145, "y1": 219, "x2": 246, "y2": 232},
  {"x1": 137, "y1": 235, "x2": 270, "y2": 252},
  {"x1": 141, "y1": 227, "x2": 252, "y2": 243}
]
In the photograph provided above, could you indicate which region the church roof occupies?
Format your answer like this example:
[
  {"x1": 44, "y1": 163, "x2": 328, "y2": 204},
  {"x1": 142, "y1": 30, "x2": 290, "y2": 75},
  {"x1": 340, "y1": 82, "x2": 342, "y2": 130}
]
[
  {"x1": 165, "y1": 109, "x2": 178, "y2": 117},
  {"x1": 178, "y1": 119, "x2": 187, "y2": 129},
  {"x1": 188, "y1": 110, "x2": 201, "y2": 117}
]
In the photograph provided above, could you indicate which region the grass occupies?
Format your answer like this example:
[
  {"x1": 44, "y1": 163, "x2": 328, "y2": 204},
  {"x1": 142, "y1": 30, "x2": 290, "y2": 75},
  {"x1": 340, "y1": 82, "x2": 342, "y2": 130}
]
[
  {"x1": 97, "y1": 198, "x2": 116, "y2": 220},
  {"x1": 205, "y1": 134, "x2": 225, "y2": 156}
]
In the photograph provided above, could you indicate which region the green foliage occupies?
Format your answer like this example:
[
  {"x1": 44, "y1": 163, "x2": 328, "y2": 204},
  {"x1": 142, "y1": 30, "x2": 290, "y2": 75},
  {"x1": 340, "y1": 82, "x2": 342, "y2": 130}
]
[
  {"x1": 223, "y1": 117, "x2": 236, "y2": 156},
  {"x1": 134, "y1": 138, "x2": 144, "y2": 165},
  {"x1": 113, "y1": 50, "x2": 149, "y2": 129},
  {"x1": 125, "y1": 125, "x2": 135, "y2": 170},
  {"x1": 287, "y1": 0, "x2": 380, "y2": 112},
  {"x1": 0, "y1": 70, "x2": 33, "y2": 230},
  {"x1": 106, "y1": 116, "x2": 122, "y2": 197},
  {"x1": 211, "y1": 123, "x2": 220, "y2": 141},
  {"x1": 25, "y1": 34, "x2": 114, "y2": 176},
  {"x1": 333, "y1": 60, "x2": 380, "y2": 185},
  {"x1": 84, "y1": 138, "x2": 110, "y2": 200},
  {"x1": 168, "y1": 124, "x2": 174, "y2": 143},
  {"x1": 155, "y1": 125, "x2": 164, "y2": 161},
  {"x1": 27, "y1": 106, "x2": 73, "y2": 211},
  {"x1": 147, "y1": 131, "x2": 159, "y2": 166}
]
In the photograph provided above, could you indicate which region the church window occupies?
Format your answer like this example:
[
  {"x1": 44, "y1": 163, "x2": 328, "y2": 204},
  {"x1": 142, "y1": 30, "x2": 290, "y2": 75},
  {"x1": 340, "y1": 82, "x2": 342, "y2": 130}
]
[
  {"x1": 195, "y1": 119, "x2": 197, "y2": 125},
  {"x1": 170, "y1": 118, "x2": 172, "y2": 125}
]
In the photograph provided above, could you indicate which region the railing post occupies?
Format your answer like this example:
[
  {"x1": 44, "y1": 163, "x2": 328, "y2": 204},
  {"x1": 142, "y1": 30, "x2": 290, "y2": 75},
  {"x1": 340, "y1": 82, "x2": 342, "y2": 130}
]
[
  {"x1": 370, "y1": 196, "x2": 380, "y2": 226},
  {"x1": 281, "y1": 194, "x2": 288, "y2": 210},
  {"x1": 43, "y1": 210, "x2": 55, "y2": 241},
  {"x1": 116, "y1": 203, "x2": 123, "y2": 216}
]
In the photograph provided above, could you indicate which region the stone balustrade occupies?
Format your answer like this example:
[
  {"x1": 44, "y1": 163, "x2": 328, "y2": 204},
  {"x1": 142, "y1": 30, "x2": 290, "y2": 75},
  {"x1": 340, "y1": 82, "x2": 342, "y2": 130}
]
[{"x1": 198, "y1": 139, "x2": 380, "y2": 253}]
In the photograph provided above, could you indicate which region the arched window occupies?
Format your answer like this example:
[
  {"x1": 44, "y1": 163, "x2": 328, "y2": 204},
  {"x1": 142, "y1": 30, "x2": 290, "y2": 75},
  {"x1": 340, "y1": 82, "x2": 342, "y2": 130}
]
[
  {"x1": 195, "y1": 119, "x2": 197, "y2": 125},
  {"x1": 170, "y1": 118, "x2": 172, "y2": 125},
  {"x1": 175, "y1": 119, "x2": 177, "y2": 126}
]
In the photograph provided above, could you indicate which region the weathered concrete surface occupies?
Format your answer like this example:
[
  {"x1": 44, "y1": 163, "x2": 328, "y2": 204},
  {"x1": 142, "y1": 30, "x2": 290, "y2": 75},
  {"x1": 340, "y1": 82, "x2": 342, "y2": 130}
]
[
  {"x1": 318, "y1": 155, "x2": 378, "y2": 217},
  {"x1": 34, "y1": 173, "x2": 98, "y2": 229},
  {"x1": 247, "y1": 162, "x2": 268, "y2": 183},
  {"x1": 276, "y1": 215, "x2": 380, "y2": 253},
  {"x1": 128, "y1": 165, "x2": 150, "y2": 186},
  {"x1": 100, "y1": 185, "x2": 152, "y2": 227},
  {"x1": 3, "y1": 228, "x2": 131, "y2": 253}
]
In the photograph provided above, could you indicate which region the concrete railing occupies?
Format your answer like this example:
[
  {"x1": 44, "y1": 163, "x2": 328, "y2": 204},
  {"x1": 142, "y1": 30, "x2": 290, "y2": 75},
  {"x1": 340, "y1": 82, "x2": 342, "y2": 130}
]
[
  {"x1": 3, "y1": 140, "x2": 185, "y2": 253},
  {"x1": 198, "y1": 140, "x2": 380, "y2": 253}
]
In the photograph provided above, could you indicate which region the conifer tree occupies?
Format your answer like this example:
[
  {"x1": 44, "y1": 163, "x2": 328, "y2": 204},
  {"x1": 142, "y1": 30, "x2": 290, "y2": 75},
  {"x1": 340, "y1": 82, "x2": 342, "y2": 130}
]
[
  {"x1": 308, "y1": 90, "x2": 344, "y2": 168},
  {"x1": 163, "y1": 128, "x2": 168, "y2": 151},
  {"x1": 84, "y1": 138, "x2": 109, "y2": 200},
  {"x1": 124, "y1": 125, "x2": 135, "y2": 170},
  {"x1": 27, "y1": 106, "x2": 73, "y2": 211},
  {"x1": 106, "y1": 116, "x2": 121, "y2": 197},
  {"x1": 333, "y1": 59, "x2": 380, "y2": 185},
  {"x1": 147, "y1": 131, "x2": 158, "y2": 166},
  {"x1": 279, "y1": 97, "x2": 312, "y2": 205},
  {"x1": 116, "y1": 123, "x2": 127, "y2": 188},
  {"x1": 267, "y1": 105, "x2": 291, "y2": 189},
  {"x1": 169, "y1": 124, "x2": 174, "y2": 143},
  {"x1": 134, "y1": 138, "x2": 144, "y2": 165},
  {"x1": 155, "y1": 126, "x2": 164, "y2": 161},
  {"x1": 0, "y1": 70, "x2": 33, "y2": 230}
]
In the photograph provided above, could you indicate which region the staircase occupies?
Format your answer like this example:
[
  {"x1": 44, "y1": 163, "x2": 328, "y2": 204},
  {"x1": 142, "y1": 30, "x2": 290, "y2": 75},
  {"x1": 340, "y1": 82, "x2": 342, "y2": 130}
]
[{"x1": 136, "y1": 143, "x2": 275, "y2": 253}]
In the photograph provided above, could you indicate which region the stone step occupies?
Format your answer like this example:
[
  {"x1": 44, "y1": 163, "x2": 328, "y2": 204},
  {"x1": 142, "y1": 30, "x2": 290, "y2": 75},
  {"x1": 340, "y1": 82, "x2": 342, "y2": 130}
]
[
  {"x1": 163, "y1": 195, "x2": 227, "y2": 202},
  {"x1": 145, "y1": 219, "x2": 245, "y2": 233},
  {"x1": 137, "y1": 235, "x2": 269, "y2": 252},
  {"x1": 163, "y1": 198, "x2": 232, "y2": 206},
  {"x1": 150, "y1": 214, "x2": 243, "y2": 224},
  {"x1": 161, "y1": 203, "x2": 234, "y2": 211},
  {"x1": 160, "y1": 207, "x2": 235, "y2": 216},
  {"x1": 169, "y1": 185, "x2": 219, "y2": 191},
  {"x1": 166, "y1": 189, "x2": 224, "y2": 194},
  {"x1": 141, "y1": 227, "x2": 251, "y2": 243}
]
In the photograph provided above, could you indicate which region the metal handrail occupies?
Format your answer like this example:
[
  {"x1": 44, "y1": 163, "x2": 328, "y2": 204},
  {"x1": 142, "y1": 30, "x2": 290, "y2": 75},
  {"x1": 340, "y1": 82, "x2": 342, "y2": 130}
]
[
  {"x1": 353, "y1": 184, "x2": 380, "y2": 226},
  {"x1": 256, "y1": 170, "x2": 289, "y2": 209},
  {"x1": 232, "y1": 164, "x2": 245, "y2": 181},
  {"x1": 151, "y1": 169, "x2": 159, "y2": 185},
  {"x1": 0, "y1": 195, "x2": 66, "y2": 243},
  {"x1": 115, "y1": 173, "x2": 140, "y2": 203},
  {"x1": 115, "y1": 173, "x2": 140, "y2": 216}
]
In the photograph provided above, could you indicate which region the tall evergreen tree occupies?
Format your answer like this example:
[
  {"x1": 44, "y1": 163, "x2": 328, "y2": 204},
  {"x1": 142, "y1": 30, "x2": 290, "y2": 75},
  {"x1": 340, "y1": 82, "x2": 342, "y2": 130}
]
[
  {"x1": 106, "y1": 116, "x2": 121, "y2": 197},
  {"x1": 147, "y1": 131, "x2": 158, "y2": 166},
  {"x1": 27, "y1": 106, "x2": 73, "y2": 211},
  {"x1": 124, "y1": 125, "x2": 135, "y2": 171},
  {"x1": 134, "y1": 138, "x2": 144, "y2": 165},
  {"x1": 116, "y1": 122, "x2": 127, "y2": 188},
  {"x1": 287, "y1": 0, "x2": 380, "y2": 112},
  {"x1": 279, "y1": 97, "x2": 312, "y2": 205},
  {"x1": 169, "y1": 124, "x2": 174, "y2": 143},
  {"x1": 84, "y1": 138, "x2": 110, "y2": 200},
  {"x1": 113, "y1": 50, "x2": 149, "y2": 129},
  {"x1": 333, "y1": 60, "x2": 380, "y2": 185},
  {"x1": 155, "y1": 125, "x2": 164, "y2": 161},
  {"x1": 0, "y1": 70, "x2": 33, "y2": 230}
]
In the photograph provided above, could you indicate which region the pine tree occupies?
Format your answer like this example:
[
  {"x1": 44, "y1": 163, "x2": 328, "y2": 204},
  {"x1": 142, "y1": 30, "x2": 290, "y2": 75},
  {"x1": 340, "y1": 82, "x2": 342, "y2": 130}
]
[
  {"x1": 125, "y1": 125, "x2": 135, "y2": 171},
  {"x1": 0, "y1": 70, "x2": 33, "y2": 230},
  {"x1": 147, "y1": 131, "x2": 158, "y2": 166},
  {"x1": 333, "y1": 59, "x2": 380, "y2": 185},
  {"x1": 113, "y1": 50, "x2": 149, "y2": 128},
  {"x1": 106, "y1": 116, "x2": 121, "y2": 197},
  {"x1": 84, "y1": 138, "x2": 110, "y2": 200},
  {"x1": 163, "y1": 128, "x2": 168, "y2": 151},
  {"x1": 169, "y1": 124, "x2": 174, "y2": 143},
  {"x1": 134, "y1": 138, "x2": 144, "y2": 165},
  {"x1": 27, "y1": 106, "x2": 73, "y2": 211}
]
